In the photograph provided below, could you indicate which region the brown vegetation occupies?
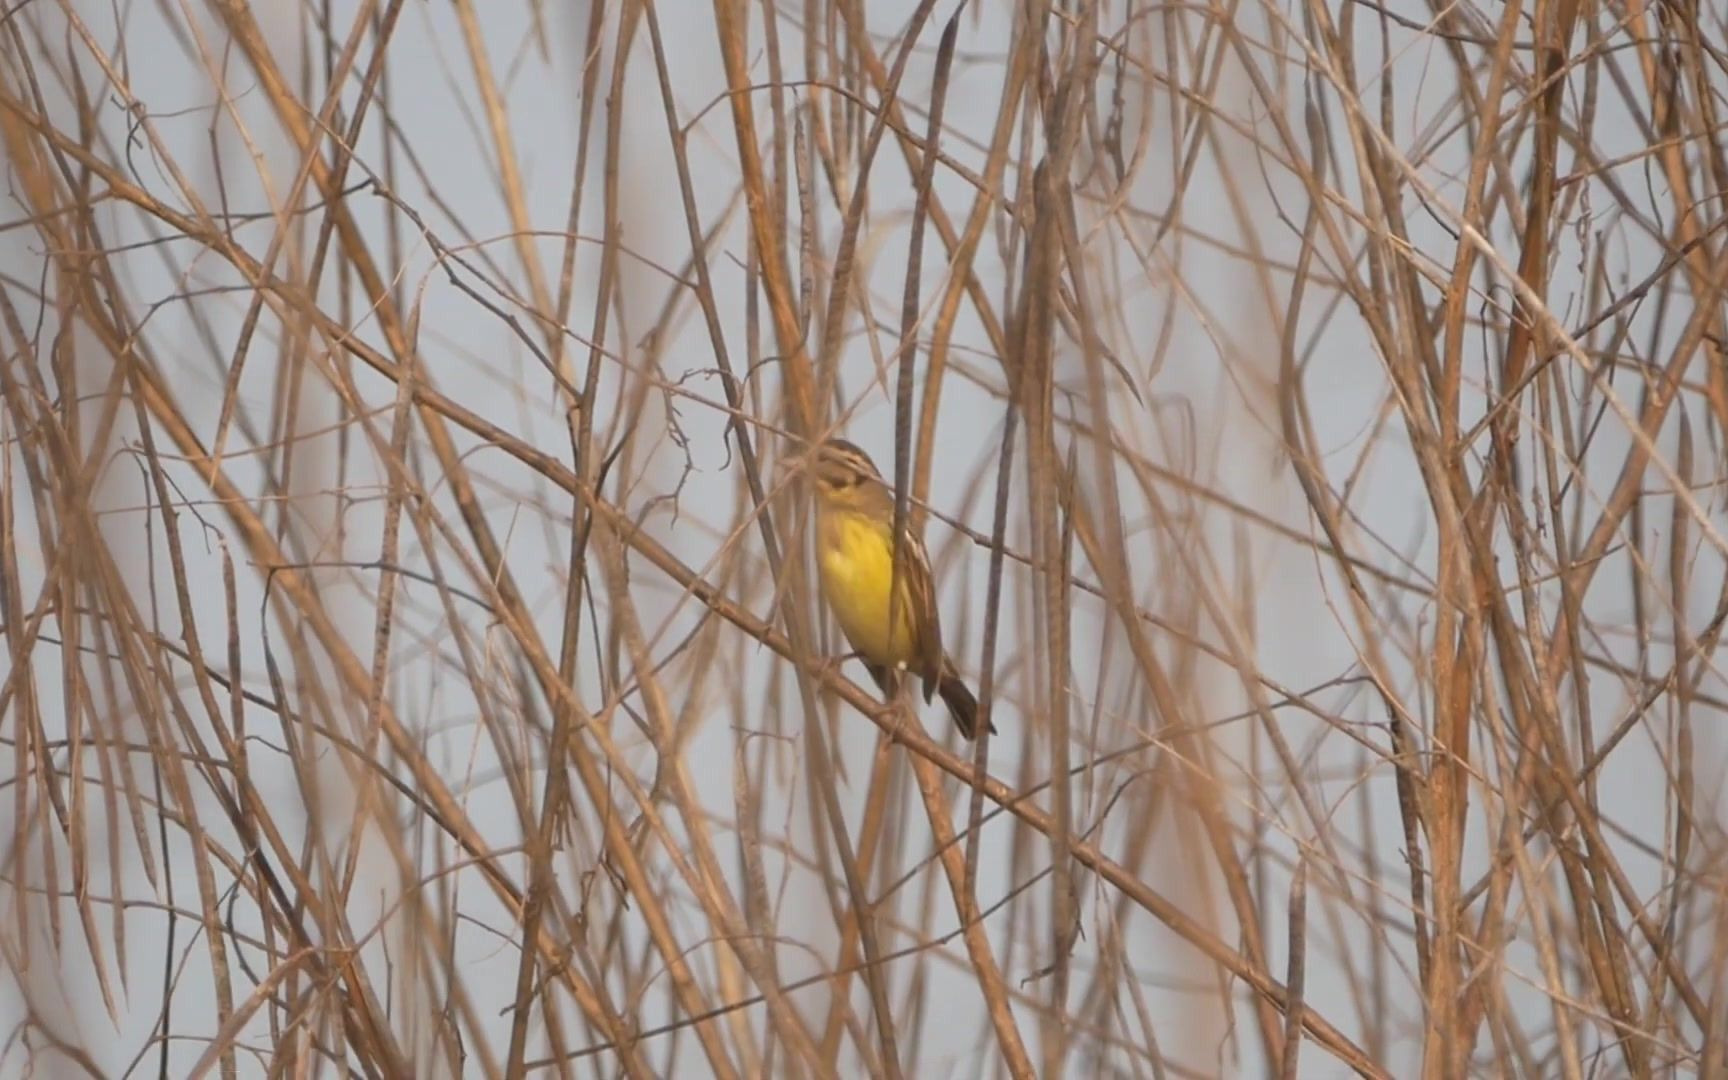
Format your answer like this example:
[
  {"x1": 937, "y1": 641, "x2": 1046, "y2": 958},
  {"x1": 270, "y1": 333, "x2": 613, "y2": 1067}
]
[{"x1": 0, "y1": 1, "x2": 1723, "y2": 1076}]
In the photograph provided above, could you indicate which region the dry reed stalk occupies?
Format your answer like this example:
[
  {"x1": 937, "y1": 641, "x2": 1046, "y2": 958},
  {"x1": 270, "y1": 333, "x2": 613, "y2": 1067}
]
[{"x1": 0, "y1": 2, "x2": 1724, "y2": 1077}]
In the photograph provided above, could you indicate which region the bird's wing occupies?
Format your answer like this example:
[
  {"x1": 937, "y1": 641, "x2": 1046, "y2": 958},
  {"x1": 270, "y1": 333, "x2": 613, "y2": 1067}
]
[{"x1": 899, "y1": 530, "x2": 945, "y2": 702}]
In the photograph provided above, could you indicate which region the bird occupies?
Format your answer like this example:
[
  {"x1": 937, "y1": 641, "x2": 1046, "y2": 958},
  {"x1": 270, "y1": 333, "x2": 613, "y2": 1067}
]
[{"x1": 801, "y1": 437, "x2": 992, "y2": 739}]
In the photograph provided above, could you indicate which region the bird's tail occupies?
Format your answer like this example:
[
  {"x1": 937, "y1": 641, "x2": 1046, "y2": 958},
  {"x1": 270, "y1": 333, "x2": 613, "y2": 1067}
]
[{"x1": 937, "y1": 663, "x2": 994, "y2": 740}]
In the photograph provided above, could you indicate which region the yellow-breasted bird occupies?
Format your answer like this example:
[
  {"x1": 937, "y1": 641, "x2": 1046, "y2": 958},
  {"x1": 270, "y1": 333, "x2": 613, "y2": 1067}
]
[{"x1": 802, "y1": 438, "x2": 992, "y2": 739}]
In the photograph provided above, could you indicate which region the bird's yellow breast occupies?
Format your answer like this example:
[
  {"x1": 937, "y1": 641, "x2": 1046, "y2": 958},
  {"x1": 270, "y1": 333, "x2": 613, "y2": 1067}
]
[{"x1": 817, "y1": 509, "x2": 920, "y2": 667}]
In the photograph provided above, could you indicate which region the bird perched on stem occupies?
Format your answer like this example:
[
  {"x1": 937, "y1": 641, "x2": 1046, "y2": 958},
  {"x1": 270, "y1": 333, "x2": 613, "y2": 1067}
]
[{"x1": 799, "y1": 438, "x2": 991, "y2": 739}]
